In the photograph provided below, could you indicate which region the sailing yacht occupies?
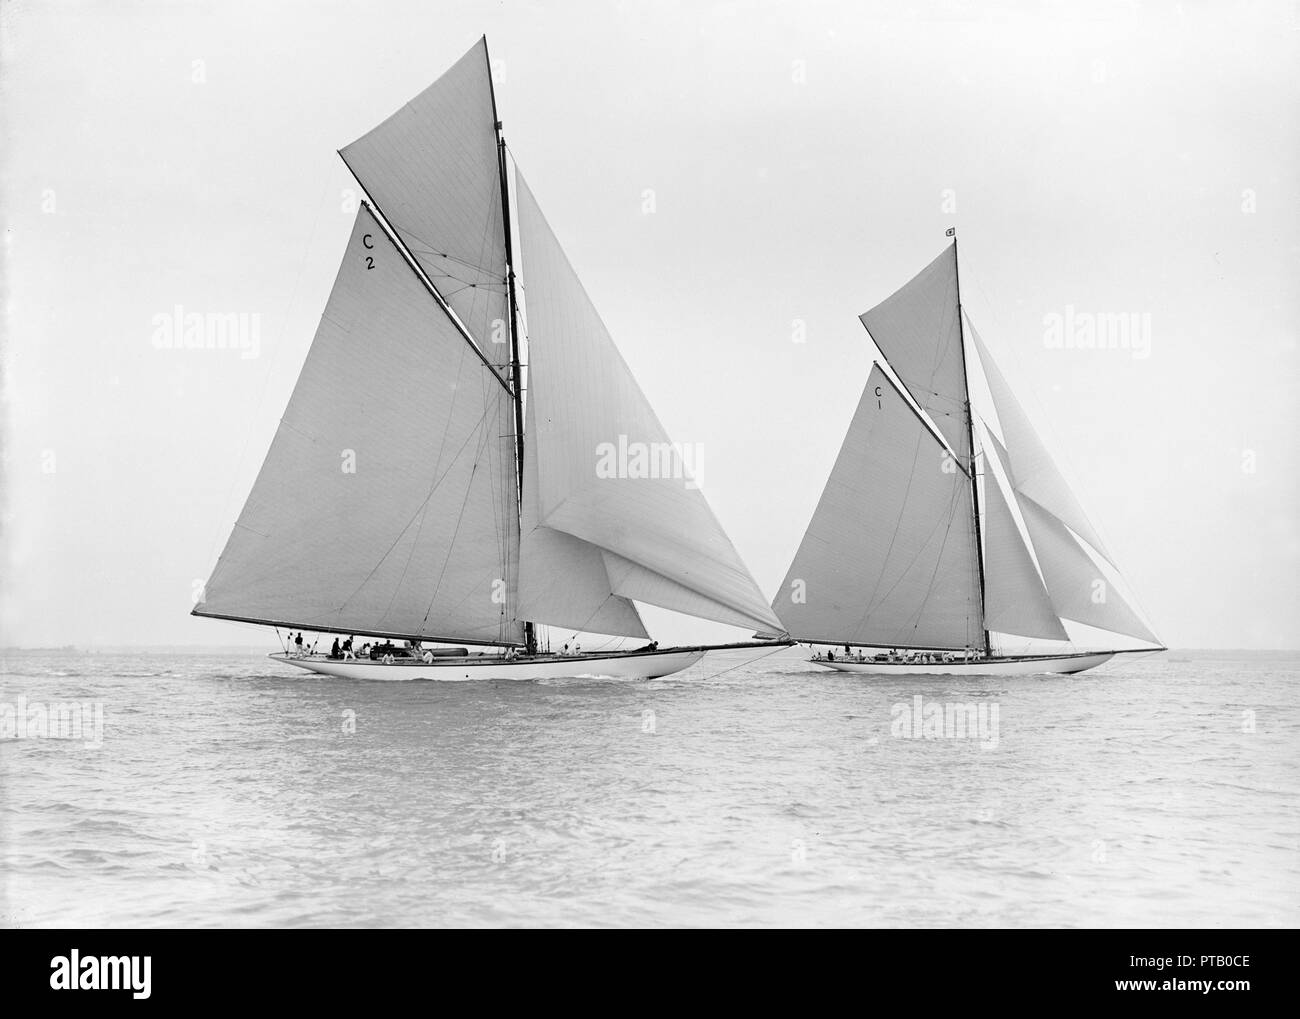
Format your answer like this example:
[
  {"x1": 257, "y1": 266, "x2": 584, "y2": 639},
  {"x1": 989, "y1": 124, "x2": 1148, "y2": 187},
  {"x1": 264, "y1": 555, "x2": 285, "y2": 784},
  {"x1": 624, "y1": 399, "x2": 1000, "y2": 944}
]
[
  {"x1": 193, "y1": 38, "x2": 788, "y2": 680},
  {"x1": 774, "y1": 237, "x2": 1165, "y2": 676}
]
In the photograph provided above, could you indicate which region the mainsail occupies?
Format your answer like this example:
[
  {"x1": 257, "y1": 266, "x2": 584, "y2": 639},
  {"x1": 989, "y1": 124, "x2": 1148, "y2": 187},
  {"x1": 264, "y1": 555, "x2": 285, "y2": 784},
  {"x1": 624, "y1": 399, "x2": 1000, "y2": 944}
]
[
  {"x1": 773, "y1": 365, "x2": 983, "y2": 649},
  {"x1": 195, "y1": 206, "x2": 522, "y2": 645},
  {"x1": 339, "y1": 38, "x2": 510, "y2": 365},
  {"x1": 514, "y1": 171, "x2": 784, "y2": 637}
]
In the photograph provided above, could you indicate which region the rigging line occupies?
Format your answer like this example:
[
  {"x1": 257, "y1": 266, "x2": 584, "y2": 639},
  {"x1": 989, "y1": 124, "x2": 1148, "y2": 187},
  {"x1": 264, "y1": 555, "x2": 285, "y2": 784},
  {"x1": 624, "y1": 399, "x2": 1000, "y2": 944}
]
[
  {"x1": 911, "y1": 270, "x2": 962, "y2": 406},
  {"x1": 378, "y1": 340, "x2": 473, "y2": 621},
  {"x1": 396, "y1": 237, "x2": 502, "y2": 279},
  {"x1": 849, "y1": 427, "x2": 973, "y2": 641},
  {"x1": 416, "y1": 267, "x2": 506, "y2": 289},
  {"x1": 697, "y1": 643, "x2": 789, "y2": 682},
  {"x1": 428, "y1": 389, "x2": 516, "y2": 632},
  {"x1": 582, "y1": 592, "x2": 644, "y2": 643},
  {"x1": 556, "y1": 619, "x2": 627, "y2": 653},
  {"x1": 418, "y1": 415, "x2": 499, "y2": 631},
  {"x1": 902, "y1": 477, "x2": 977, "y2": 644},
  {"x1": 479, "y1": 372, "x2": 516, "y2": 639},
  {"x1": 437, "y1": 281, "x2": 483, "y2": 300},
  {"x1": 880, "y1": 484, "x2": 963, "y2": 640},
  {"x1": 374, "y1": 185, "x2": 503, "y2": 282},
  {"x1": 858, "y1": 479, "x2": 970, "y2": 643},
  {"x1": 467, "y1": 170, "x2": 507, "y2": 322},
  {"x1": 334, "y1": 398, "x2": 497, "y2": 615},
  {"x1": 876, "y1": 267, "x2": 962, "y2": 415},
  {"x1": 434, "y1": 566, "x2": 517, "y2": 624},
  {"x1": 335, "y1": 167, "x2": 512, "y2": 396},
  {"x1": 849, "y1": 391, "x2": 930, "y2": 633},
  {"x1": 862, "y1": 345, "x2": 971, "y2": 479}
]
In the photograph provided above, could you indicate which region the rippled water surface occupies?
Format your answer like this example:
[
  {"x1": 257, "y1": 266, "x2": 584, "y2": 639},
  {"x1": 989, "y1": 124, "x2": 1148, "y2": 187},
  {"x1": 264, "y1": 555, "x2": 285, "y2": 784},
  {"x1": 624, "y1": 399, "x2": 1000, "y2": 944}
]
[{"x1": 2, "y1": 647, "x2": 1296, "y2": 928}]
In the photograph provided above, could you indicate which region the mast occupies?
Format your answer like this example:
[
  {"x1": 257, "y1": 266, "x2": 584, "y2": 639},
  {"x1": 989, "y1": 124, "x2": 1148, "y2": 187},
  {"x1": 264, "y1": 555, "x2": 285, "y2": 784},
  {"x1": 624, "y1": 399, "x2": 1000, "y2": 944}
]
[
  {"x1": 487, "y1": 42, "x2": 537, "y2": 655},
  {"x1": 952, "y1": 232, "x2": 991, "y2": 656}
]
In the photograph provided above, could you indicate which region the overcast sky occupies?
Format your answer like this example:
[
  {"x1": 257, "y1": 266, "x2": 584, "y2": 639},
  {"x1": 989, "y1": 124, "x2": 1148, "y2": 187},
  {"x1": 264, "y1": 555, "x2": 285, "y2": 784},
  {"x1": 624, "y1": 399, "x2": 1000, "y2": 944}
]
[{"x1": 2, "y1": 0, "x2": 1296, "y2": 649}]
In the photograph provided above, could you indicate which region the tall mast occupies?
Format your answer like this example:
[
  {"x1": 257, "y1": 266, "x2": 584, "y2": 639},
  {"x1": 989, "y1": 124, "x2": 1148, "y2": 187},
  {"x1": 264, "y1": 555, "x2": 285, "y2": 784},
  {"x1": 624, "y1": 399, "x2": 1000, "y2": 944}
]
[
  {"x1": 486, "y1": 41, "x2": 537, "y2": 655},
  {"x1": 952, "y1": 233, "x2": 991, "y2": 657}
]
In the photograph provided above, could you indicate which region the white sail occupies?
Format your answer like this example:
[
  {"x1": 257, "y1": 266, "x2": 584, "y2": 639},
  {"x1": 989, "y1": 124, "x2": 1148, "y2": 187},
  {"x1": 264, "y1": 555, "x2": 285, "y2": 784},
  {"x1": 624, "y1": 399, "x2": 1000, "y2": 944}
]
[
  {"x1": 516, "y1": 381, "x2": 648, "y2": 638},
  {"x1": 981, "y1": 448, "x2": 1070, "y2": 641},
  {"x1": 195, "y1": 206, "x2": 523, "y2": 645},
  {"x1": 514, "y1": 170, "x2": 783, "y2": 636},
  {"x1": 1017, "y1": 495, "x2": 1159, "y2": 643},
  {"x1": 514, "y1": 529, "x2": 650, "y2": 638},
  {"x1": 970, "y1": 315, "x2": 1114, "y2": 563},
  {"x1": 599, "y1": 551, "x2": 775, "y2": 632},
  {"x1": 774, "y1": 364, "x2": 983, "y2": 649},
  {"x1": 859, "y1": 244, "x2": 971, "y2": 466},
  {"x1": 339, "y1": 37, "x2": 509, "y2": 364}
]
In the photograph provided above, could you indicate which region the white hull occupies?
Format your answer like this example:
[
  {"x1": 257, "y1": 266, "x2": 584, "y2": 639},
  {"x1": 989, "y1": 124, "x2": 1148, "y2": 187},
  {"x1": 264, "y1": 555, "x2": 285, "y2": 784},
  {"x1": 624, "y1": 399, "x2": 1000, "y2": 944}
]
[
  {"x1": 811, "y1": 651, "x2": 1116, "y2": 677},
  {"x1": 273, "y1": 648, "x2": 706, "y2": 682}
]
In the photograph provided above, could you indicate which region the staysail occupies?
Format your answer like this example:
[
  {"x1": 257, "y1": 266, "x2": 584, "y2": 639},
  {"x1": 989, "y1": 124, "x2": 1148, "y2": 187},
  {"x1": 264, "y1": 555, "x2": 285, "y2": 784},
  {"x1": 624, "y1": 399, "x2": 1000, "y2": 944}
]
[
  {"x1": 971, "y1": 317, "x2": 1158, "y2": 644},
  {"x1": 969, "y1": 315, "x2": 1113, "y2": 562},
  {"x1": 339, "y1": 37, "x2": 510, "y2": 365},
  {"x1": 980, "y1": 439, "x2": 1070, "y2": 641},
  {"x1": 514, "y1": 170, "x2": 783, "y2": 636},
  {"x1": 859, "y1": 244, "x2": 971, "y2": 466},
  {"x1": 194, "y1": 206, "x2": 523, "y2": 645},
  {"x1": 1017, "y1": 496, "x2": 1159, "y2": 643},
  {"x1": 773, "y1": 364, "x2": 983, "y2": 649},
  {"x1": 516, "y1": 378, "x2": 649, "y2": 638}
]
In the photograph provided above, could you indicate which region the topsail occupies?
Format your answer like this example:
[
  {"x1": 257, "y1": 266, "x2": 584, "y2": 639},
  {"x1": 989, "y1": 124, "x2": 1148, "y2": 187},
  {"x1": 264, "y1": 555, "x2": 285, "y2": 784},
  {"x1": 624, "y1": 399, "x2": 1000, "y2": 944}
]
[
  {"x1": 339, "y1": 38, "x2": 509, "y2": 364},
  {"x1": 859, "y1": 245, "x2": 970, "y2": 467}
]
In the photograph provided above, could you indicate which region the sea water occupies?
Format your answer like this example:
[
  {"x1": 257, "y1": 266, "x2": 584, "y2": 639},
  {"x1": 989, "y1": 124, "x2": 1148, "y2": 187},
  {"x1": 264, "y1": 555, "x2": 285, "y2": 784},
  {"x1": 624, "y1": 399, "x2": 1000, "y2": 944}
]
[{"x1": 1, "y1": 647, "x2": 1296, "y2": 928}]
